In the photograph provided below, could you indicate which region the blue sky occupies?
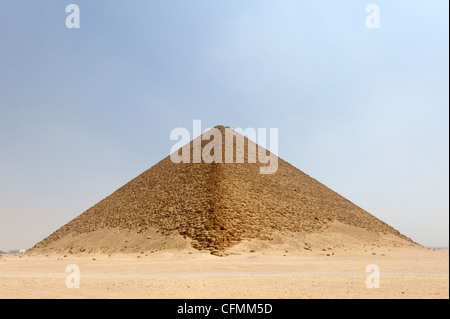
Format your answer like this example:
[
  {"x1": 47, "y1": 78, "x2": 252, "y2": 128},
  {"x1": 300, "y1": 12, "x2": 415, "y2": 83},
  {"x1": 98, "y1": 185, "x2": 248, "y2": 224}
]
[{"x1": 0, "y1": 1, "x2": 448, "y2": 250}]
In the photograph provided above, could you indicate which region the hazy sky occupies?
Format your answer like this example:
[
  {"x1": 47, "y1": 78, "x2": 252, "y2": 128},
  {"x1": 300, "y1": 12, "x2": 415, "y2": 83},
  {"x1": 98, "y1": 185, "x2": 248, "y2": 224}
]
[{"x1": 0, "y1": 1, "x2": 448, "y2": 250}]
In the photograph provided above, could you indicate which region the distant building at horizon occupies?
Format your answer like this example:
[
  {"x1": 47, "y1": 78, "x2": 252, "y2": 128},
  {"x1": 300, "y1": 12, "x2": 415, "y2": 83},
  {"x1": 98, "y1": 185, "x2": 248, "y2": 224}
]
[{"x1": 0, "y1": 249, "x2": 28, "y2": 254}]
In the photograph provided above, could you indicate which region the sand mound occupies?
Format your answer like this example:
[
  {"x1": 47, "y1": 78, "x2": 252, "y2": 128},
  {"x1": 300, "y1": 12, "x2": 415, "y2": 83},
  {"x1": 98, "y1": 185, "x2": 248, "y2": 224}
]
[
  {"x1": 34, "y1": 227, "x2": 193, "y2": 255},
  {"x1": 227, "y1": 221, "x2": 416, "y2": 255},
  {"x1": 30, "y1": 126, "x2": 416, "y2": 255}
]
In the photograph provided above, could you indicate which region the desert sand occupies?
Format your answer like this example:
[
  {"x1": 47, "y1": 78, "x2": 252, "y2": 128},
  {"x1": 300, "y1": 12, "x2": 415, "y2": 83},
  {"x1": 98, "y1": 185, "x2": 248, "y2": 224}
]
[{"x1": 0, "y1": 247, "x2": 447, "y2": 299}]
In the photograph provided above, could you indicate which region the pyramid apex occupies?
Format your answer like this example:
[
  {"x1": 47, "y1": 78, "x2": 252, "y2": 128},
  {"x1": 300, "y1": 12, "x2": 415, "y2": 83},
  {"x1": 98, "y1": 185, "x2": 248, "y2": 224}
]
[
  {"x1": 209, "y1": 125, "x2": 230, "y2": 134},
  {"x1": 212, "y1": 124, "x2": 229, "y2": 129}
]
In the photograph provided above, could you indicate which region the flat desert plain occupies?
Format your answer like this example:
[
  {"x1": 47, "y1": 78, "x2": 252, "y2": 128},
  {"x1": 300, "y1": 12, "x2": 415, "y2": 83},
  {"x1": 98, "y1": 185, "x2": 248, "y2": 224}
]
[{"x1": 0, "y1": 247, "x2": 448, "y2": 299}]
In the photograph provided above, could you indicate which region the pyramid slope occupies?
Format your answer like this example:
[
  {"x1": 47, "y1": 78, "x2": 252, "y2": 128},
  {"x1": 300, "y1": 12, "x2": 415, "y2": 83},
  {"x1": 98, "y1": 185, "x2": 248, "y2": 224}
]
[{"x1": 31, "y1": 126, "x2": 415, "y2": 254}]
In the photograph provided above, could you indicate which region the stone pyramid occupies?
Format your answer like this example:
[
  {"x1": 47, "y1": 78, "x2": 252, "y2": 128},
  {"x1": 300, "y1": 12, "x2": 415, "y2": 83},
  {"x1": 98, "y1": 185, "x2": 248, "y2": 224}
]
[{"x1": 31, "y1": 126, "x2": 413, "y2": 255}]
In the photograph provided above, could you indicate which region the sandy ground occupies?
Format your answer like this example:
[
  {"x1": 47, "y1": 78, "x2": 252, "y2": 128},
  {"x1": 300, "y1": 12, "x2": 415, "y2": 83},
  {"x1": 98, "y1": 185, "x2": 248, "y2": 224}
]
[{"x1": 0, "y1": 247, "x2": 447, "y2": 299}]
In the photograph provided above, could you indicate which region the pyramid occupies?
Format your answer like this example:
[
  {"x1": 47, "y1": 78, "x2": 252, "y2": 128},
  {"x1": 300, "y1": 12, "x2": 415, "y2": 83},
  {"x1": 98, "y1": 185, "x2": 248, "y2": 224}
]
[{"x1": 31, "y1": 126, "x2": 415, "y2": 255}]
